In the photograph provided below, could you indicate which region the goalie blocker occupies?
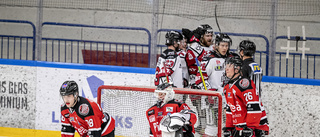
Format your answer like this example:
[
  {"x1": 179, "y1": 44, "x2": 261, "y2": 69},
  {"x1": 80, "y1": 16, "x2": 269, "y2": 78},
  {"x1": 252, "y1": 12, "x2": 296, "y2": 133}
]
[{"x1": 146, "y1": 83, "x2": 197, "y2": 137}]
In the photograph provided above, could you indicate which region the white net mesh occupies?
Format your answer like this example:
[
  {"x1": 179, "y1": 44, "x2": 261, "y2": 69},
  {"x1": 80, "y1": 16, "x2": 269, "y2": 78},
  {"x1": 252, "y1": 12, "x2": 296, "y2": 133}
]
[{"x1": 99, "y1": 86, "x2": 223, "y2": 137}]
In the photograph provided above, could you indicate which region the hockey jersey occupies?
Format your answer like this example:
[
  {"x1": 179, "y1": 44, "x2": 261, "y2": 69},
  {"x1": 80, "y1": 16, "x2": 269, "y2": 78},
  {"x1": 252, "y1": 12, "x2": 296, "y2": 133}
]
[
  {"x1": 195, "y1": 51, "x2": 237, "y2": 92},
  {"x1": 185, "y1": 42, "x2": 210, "y2": 86},
  {"x1": 155, "y1": 49, "x2": 184, "y2": 88},
  {"x1": 223, "y1": 77, "x2": 269, "y2": 132},
  {"x1": 241, "y1": 58, "x2": 263, "y2": 97},
  {"x1": 146, "y1": 99, "x2": 197, "y2": 137},
  {"x1": 177, "y1": 49, "x2": 189, "y2": 87},
  {"x1": 61, "y1": 96, "x2": 115, "y2": 137}
]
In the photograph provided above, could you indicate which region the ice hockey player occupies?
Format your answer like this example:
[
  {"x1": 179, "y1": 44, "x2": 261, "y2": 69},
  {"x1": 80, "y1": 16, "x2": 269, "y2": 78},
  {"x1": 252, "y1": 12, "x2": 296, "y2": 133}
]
[
  {"x1": 60, "y1": 80, "x2": 115, "y2": 137},
  {"x1": 195, "y1": 33, "x2": 237, "y2": 91},
  {"x1": 146, "y1": 83, "x2": 197, "y2": 137},
  {"x1": 154, "y1": 30, "x2": 186, "y2": 88},
  {"x1": 183, "y1": 24, "x2": 214, "y2": 88},
  {"x1": 177, "y1": 34, "x2": 190, "y2": 88},
  {"x1": 223, "y1": 56, "x2": 269, "y2": 137},
  {"x1": 194, "y1": 33, "x2": 237, "y2": 137}
]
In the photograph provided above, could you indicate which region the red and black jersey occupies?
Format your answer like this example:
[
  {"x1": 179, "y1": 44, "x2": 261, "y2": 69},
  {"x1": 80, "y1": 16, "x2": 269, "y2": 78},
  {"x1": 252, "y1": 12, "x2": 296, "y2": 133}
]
[
  {"x1": 61, "y1": 96, "x2": 115, "y2": 137},
  {"x1": 185, "y1": 42, "x2": 209, "y2": 86},
  {"x1": 146, "y1": 99, "x2": 197, "y2": 137},
  {"x1": 223, "y1": 77, "x2": 269, "y2": 132}
]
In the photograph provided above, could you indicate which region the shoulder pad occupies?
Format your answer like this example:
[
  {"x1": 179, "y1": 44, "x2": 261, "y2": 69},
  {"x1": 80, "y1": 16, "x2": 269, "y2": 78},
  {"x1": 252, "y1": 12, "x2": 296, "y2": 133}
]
[
  {"x1": 161, "y1": 49, "x2": 178, "y2": 59},
  {"x1": 78, "y1": 103, "x2": 90, "y2": 116},
  {"x1": 235, "y1": 78, "x2": 253, "y2": 92}
]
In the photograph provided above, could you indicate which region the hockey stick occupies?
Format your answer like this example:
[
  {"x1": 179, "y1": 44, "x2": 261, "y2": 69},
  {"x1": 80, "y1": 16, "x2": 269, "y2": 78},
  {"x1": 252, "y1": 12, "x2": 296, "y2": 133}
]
[
  {"x1": 195, "y1": 58, "x2": 207, "y2": 90},
  {"x1": 163, "y1": 61, "x2": 170, "y2": 83},
  {"x1": 215, "y1": 5, "x2": 221, "y2": 33}
]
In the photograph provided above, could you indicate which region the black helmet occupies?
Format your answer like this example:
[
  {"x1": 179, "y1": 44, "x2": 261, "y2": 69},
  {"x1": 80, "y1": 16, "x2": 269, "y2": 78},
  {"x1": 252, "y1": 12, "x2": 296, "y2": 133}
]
[
  {"x1": 60, "y1": 81, "x2": 79, "y2": 96},
  {"x1": 215, "y1": 33, "x2": 232, "y2": 46},
  {"x1": 239, "y1": 40, "x2": 256, "y2": 56},
  {"x1": 196, "y1": 24, "x2": 213, "y2": 35},
  {"x1": 165, "y1": 30, "x2": 183, "y2": 46},
  {"x1": 225, "y1": 56, "x2": 243, "y2": 70}
]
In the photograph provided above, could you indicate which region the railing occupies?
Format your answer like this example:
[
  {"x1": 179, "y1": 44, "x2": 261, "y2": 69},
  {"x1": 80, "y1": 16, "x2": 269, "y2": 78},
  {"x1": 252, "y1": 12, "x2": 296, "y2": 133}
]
[
  {"x1": 275, "y1": 36, "x2": 320, "y2": 79},
  {"x1": 0, "y1": 19, "x2": 319, "y2": 79},
  {"x1": 42, "y1": 22, "x2": 152, "y2": 67},
  {"x1": 0, "y1": 19, "x2": 36, "y2": 60}
]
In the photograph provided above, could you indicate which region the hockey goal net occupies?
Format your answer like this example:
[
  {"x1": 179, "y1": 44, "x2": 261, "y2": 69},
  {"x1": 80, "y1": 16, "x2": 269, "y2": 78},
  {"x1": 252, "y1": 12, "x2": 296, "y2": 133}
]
[{"x1": 97, "y1": 85, "x2": 222, "y2": 137}]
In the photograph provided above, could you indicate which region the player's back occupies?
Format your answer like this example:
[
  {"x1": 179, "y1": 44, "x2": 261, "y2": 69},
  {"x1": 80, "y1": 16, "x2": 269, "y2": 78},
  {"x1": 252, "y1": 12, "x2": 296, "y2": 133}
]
[{"x1": 242, "y1": 58, "x2": 263, "y2": 96}]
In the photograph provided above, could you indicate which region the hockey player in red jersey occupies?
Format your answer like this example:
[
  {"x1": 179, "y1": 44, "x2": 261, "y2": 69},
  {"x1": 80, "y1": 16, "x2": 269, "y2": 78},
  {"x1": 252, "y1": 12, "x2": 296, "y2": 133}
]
[
  {"x1": 146, "y1": 83, "x2": 197, "y2": 137},
  {"x1": 223, "y1": 56, "x2": 269, "y2": 137},
  {"x1": 183, "y1": 24, "x2": 214, "y2": 88},
  {"x1": 155, "y1": 30, "x2": 186, "y2": 88},
  {"x1": 60, "y1": 81, "x2": 115, "y2": 137}
]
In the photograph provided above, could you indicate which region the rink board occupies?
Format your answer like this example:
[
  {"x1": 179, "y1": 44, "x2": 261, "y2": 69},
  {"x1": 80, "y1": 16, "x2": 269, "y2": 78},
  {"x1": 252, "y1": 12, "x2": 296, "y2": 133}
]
[{"x1": 0, "y1": 59, "x2": 320, "y2": 137}]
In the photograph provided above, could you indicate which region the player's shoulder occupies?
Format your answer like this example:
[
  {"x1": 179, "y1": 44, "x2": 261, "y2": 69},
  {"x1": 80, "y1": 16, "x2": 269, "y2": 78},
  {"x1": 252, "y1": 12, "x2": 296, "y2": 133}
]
[
  {"x1": 61, "y1": 103, "x2": 69, "y2": 113},
  {"x1": 234, "y1": 77, "x2": 253, "y2": 92},
  {"x1": 188, "y1": 43, "x2": 203, "y2": 52},
  {"x1": 161, "y1": 49, "x2": 178, "y2": 59},
  {"x1": 74, "y1": 97, "x2": 95, "y2": 118},
  {"x1": 167, "y1": 99, "x2": 184, "y2": 106}
]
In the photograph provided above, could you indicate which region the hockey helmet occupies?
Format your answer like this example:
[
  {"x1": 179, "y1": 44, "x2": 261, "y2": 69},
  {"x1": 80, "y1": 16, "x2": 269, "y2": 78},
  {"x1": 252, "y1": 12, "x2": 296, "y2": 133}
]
[
  {"x1": 215, "y1": 33, "x2": 232, "y2": 47},
  {"x1": 165, "y1": 30, "x2": 183, "y2": 46},
  {"x1": 238, "y1": 40, "x2": 256, "y2": 56},
  {"x1": 197, "y1": 24, "x2": 214, "y2": 35},
  {"x1": 224, "y1": 56, "x2": 243, "y2": 70},
  {"x1": 154, "y1": 83, "x2": 175, "y2": 104},
  {"x1": 59, "y1": 80, "x2": 79, "y2": 97}
]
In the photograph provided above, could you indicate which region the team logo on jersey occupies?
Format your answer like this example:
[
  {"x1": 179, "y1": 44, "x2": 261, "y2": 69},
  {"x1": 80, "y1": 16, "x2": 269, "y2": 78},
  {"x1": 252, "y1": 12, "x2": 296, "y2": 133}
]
[
  {"x1": 149, "y1": 115, "x2": 155, "y2": 122},
  {"x1": 166, "y1": 107, "x2": 173, "y2": 112},
  {"x1": 216, "y1": 60, "x2": 221, "y2": 64},
  {"x1": 239, "y1": 79, "x2": 250, "y2": 89},
  {"x1": 158, "y1": 112, "x2": 163, "y2": 116},
  {"x1": 79, "y1": 104, "x2": 90, "y2": 116},
  {"x1": 70, "y1": 117, "x2": 75, "y2": 122},
  {"x1": 188, "y1": 54, "x2": 193, "y2": 60},
  {"x1": 215, "y1": 65, "x2": 223, "y2": 71},
  {"x1": 228, "y1": 93, "x2": 231, "y2": 98},
  {"x1": 148, "y1": 109, "x2": 155, "y2": 115}
]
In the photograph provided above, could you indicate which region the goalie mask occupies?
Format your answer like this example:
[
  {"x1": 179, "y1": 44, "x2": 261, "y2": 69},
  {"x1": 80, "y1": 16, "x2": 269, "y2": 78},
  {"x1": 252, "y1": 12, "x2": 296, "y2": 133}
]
[{"x1": 154, "y1": 83, "x2": 175, "y2": 106}]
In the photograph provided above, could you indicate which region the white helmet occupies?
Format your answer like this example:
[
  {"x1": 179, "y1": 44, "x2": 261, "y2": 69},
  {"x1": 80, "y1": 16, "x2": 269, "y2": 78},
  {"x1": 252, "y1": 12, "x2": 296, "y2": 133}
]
[{"x1": 154, "y1": 83, "x2": 175, "y2": 105}]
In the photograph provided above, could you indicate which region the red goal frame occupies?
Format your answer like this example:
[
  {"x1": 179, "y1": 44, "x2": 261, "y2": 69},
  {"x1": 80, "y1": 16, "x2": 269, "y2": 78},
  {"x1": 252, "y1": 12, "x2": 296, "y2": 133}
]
[{"x1": 97, "y1": 85, "x2": 222, "y2": 137}]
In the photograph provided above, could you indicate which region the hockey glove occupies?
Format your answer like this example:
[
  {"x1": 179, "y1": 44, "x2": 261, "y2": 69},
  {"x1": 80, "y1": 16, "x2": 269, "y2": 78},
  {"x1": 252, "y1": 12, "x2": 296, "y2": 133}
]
[
  {"x1": 189, "y1": 27, "x2": 204, "y2": 43},
  {"x1": 240, "y1": 126, "x2": 254, "y2": 137},
  {"x1": 159, "y1": 113, "x2": 186, "y2": 133},
  {"x1": 182, "y1": 28, "x2": 192, "y2": 43},
  {"x1": 222, "y1": 127, "x2": 235, "y2": 137}
]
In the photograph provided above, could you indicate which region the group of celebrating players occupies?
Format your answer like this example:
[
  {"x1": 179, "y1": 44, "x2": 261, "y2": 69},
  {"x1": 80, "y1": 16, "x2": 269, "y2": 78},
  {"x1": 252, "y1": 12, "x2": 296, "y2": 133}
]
[
  {"x1": 152, "y1": 24, "x2": 269, "y2": 137},
  {"x1": 58, "y1": 24, "x2": 269, "y2": 137}
]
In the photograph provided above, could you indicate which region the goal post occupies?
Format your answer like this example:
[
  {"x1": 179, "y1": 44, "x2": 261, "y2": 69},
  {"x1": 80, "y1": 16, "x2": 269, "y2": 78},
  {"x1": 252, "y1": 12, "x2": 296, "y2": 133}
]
[{"x1": 97, "y1": 85, "x2": 222, "y2": 137}]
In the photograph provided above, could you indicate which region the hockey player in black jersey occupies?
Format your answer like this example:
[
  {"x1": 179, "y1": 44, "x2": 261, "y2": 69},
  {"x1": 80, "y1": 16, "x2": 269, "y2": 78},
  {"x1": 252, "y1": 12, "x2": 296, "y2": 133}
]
[
  {"x1": 238, "y1": 40, "x2": 262, "y2": 97},
  {"x1": 237, "y1": 40, "x2": 269, "y2": 137}
]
